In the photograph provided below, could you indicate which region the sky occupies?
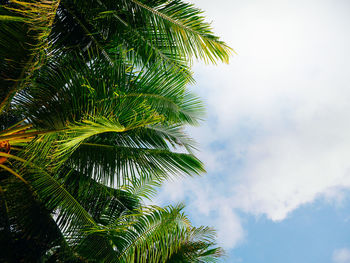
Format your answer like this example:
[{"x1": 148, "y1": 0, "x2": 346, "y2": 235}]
[{"x1": 156, "y1": 0, "x2": 350, "y2": 262}]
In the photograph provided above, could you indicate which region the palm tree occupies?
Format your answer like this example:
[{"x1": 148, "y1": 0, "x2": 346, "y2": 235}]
[
  {"x1": 0, "y1": 54, "x2": 223, "y2": 262},
  {"x1": 0, "y1": 0, "x2": 231, "y2": 261}
]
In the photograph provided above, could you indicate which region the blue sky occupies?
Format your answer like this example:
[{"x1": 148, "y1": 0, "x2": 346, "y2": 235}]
[
  {"x1": 156, "y1": 0, "x2": 350, "y2": 262},
  {"x1": 231, "y1": 199, "x2": 350, "y2": 262}
]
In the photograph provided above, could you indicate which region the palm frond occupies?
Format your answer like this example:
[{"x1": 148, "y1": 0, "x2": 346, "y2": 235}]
[
  {"x1": 48, "y1": 0, "x2": 232, "y2": 82},
  {"x1": 166, "y1": 226, "x2": 224, "y2": 263},
  {"x1": 82, "y1": 204, "x2": 189, "y2": 263},
  {"x1": 68, "y1": 140, "x2": 204, "y2": 186},
  {"x1": 81, "y1": 204, "x2": 224, "y2": 263},
  {"x1": 0, "y1": 0, "x2": 60, "y2": 111},
  {"x1": 129, "y1": 0, "x2": 233, "y2": 63},
  {"x1": 0, "y1": 174, "x2": 74, "y2": 262}
]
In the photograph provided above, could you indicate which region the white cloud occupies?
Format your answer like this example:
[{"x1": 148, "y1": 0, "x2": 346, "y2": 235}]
[
  {"x1": 158, "y1": 0, "x2": 350, "y2": 249},
  {"x1": 214, "y1": 205, "x2": 244, "y2": 249},
  {"x1": 191, "y1": 0, "x2": 350, "y2": 217},
  {"x1": 333, "y1": 248, "x2": 350, "y2": 263}
]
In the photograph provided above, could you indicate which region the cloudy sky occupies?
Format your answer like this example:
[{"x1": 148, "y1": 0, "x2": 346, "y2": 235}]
[{"x1": 157, "y1": 0, "x2": 350, "y2": 262}]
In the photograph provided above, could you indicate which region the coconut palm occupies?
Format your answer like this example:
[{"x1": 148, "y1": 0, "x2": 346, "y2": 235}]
[
  {"x1": 0, "y1": 53, "x2": 222, "y2": 262},
  {"x1": 0, "y1": 0, "x2": 230, "y2": 261}
]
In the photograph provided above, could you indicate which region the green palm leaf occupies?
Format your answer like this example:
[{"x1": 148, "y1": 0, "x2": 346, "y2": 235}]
[
  {"x1": 49, "y1": 0, "x2": 232, "y2": 81},
  {"x1": 0, "y1": 0, "x2": 227, "y2": 261},
  {"x1": 0, "y1": 0, "x2": 60, "y2": 111}
]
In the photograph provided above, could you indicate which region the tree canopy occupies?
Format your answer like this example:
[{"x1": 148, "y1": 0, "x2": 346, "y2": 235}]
[{"x1": 0, "y1": 0, "x2": 231, "y2": 261}]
